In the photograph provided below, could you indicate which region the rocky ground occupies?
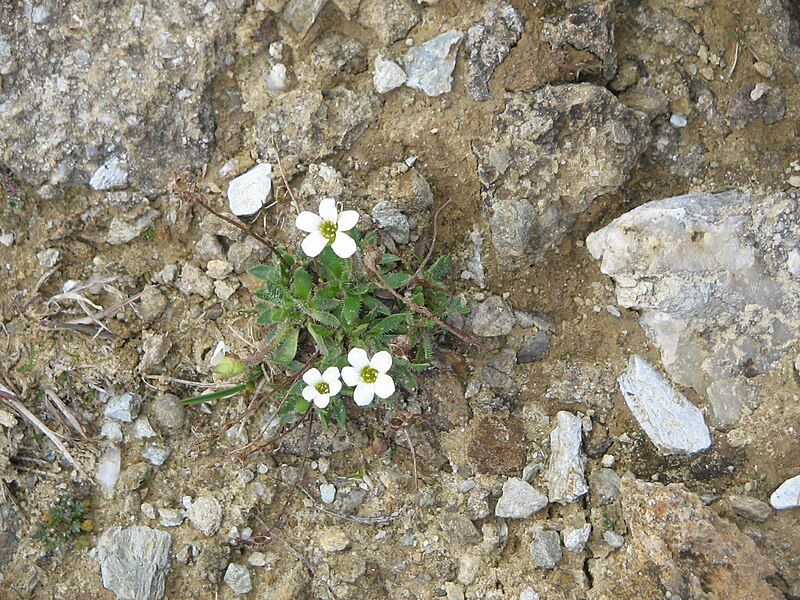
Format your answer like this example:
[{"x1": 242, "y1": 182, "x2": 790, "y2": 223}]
[{"x1": 1, "y1": 0, "x2": 800, "y2": 598}]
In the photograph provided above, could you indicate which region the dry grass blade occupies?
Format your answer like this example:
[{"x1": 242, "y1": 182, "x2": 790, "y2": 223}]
[
  {"x1": 0, "y1": 390, "x2": 89, "y2": 479},
  {"x1": 43, "y1": 388, "x2": 87, "y2": 438}
]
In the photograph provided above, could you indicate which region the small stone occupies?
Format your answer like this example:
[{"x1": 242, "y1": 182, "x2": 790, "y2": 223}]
[
  {"x1": 90, "y1": 157, "x2": 129, "y2": 191},
  {"x1": 319, "y1": 526, "x2": 350, "y2": 552},
  {"x1": 187, "y1": 496, "x2": 222, "y2": 536},
  {"x1": 97, "y1": 526, "x2": 172, "y2": 600},
  {"x1": 151, "y1": 394, "x2": 185, "y2": 431},
  {"x1": 494, "y1": 478, "x2": 548, "y2": 519},
  {"x1": 37, "y1": 247, "x2": 61, "y2": 268},
  {"x1": 545, "y1": 411, "x2": 588, "y2": 504},
  {"x1": 158, "y1": 508, "x2": 186, "y2": 527},
  {"x1": 729, "y1": 495, "x2": 772, "y2": 522},
  {"x1": 206, "y1": 259, "x2": 234, "y2": 279},
  {"x1": 600, "y1": 454, "x2": 616, "y2": 468},
  {"x1": 214, "y1": 280, "x2": 240, "y2": 301},
  {"x1": 227, "y1": 237, "x2": 269, "y2": 273},
  {"x1": 266, "y1": 64, "x2": 288, "y2": 91},
  {"x1": 107, "y1": 206, "x2": 159, "y2": 245},
  {"x1": 669, "y1": 113, "x2": 688, "y2": 128},
  {"x1": 529, "y1": 527, "x2": 562, "y2": 569},
  {"x1": 320, "y1": 483, "x2": 336, "y2": 504},
  {"x1": 0, "y1": 232, "x2": 14, "y2": 247},
  {"x1": 754, "y1": 61, "x2": 774, "y2": 78},
  {"x1": 283, "y1": 0, "x2": 326, "y2": 38},
  {"x1": 404, "y1": 30, "x2": 463, "y2": 97},
  {"x1": 468, "y1": 295, "x2": 514, "y2": 336},
  {"x1": 788, "y1": 175, "x2": 800, "y2": 188},
  {"x1": 617, "y1": 355, "x2": 711, "y2": 454},
  {"x1": 101, "y1": 420, "x2": 123, "y2": 442},
  {"x1": 178, "y1": 263, "x2": 214, "y2": 298},
  {"x1": 142, "y1": 444, "x2": 171, "y2": 466},
  {"x1": 589, "y1": 468, "x2": 622, "y2": 505},
  {"x1": 196, "y1": 233, "x2": 225, "y2": 261},
  {"x1": 96, "y1": 445, "x2": 122, "y2": 498},
  {"x1": 131, "y1": 416, "x2": 157, "y2": 439},
  {"x1": 139, "y1": 334, "x2": 171, "y2": 373},
  {"x1": 770, "y1": 475, "x2": 800, "y2": 509},
  {"x1": 373, "y1": 56, "x2": 406, "y2": 94},
  {"x1": 517, "y1": 330, "x2": 550, "y2": 363},
  {"x1": 224, "y1": 563, "x2": 253, "y2": 595},
  {"x1": 603, "y1": 530, "x2": 624, "y2": 549},
  {"x1": 227, "y1": 164, "x2": 272, "y2": 217},
  {"x1": 138, "y1": 287, "x2": 168, "y2": 323},
  {"x1": 562, "y1": 524, "x2": 591, "y2": 553},
  {"x1": 520, "y1": 588, "x2": 540, "y2": 600},
  {"x1": 372, "y1": 200, "x2": 410, "y2": 244},
  {"x1": 104, "y1": 392, "x2": 142, "y2": 423},
  {"x1": 357, "y1": 0, "x2": 419, "y2": 46},
  {"x1": 141, "y1": 503, "x2": 156, "y2": 520},
  {"x1": 248, "y1": 552, "x2": 268, "y2": 567}
]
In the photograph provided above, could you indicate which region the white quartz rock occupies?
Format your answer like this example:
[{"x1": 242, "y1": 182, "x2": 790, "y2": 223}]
[
  {"x1": 90, "y1": 156, "x2": 129, "y2": 190},
  {"x1": 227, "y1": 164, "x2": 273, "y2": 216},
  {"x1": 770, "y1": 475, "x2": 800, "y2": 509},
  {"x1": 96, "y1": 445, "x2": 121, "y2": 499},
  {"x1": 373, "y1": 56, "x2": 406, "y2": 94},
  {"x1": 618, "y1": 354, "x2": 711, "y2": 454},
  {"x1": 545, "y1": 411, "x2": 588, "y2": 503}
]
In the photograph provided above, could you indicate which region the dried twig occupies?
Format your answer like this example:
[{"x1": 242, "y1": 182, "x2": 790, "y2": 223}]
[
  {"x1": 43, "y1": 388, "x2": 87, "y2": 438},
  {"x1": 408, "y1": 198, "x2": 453, "y2": 287},
  {"x1": 728, "y1": 42, "x2": 740, "y2": 79},
  {"x1": 171, "y1": 172, "x2": 290, "y2": 269},
  {"x1": 269, "y1": 136, "x2": 299, "y2": 212},
  {"x1": 363, "y1": 257, "x2": 485, "y2": 349}
]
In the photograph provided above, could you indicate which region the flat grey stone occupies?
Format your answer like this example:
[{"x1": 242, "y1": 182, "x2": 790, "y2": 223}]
[
  {"x1": 224, "y1": 563, "x2": 253, "y2": 595},
  {"x1": 104, "y1": 392, "x2": 141, "y2": 423},
  {"x1": 529, "y1": 527, "x2": 562, "y2": 569},
  {"x1": 495, "y1": 478, "x2": 548, "y2": 518},
  {"x1": 545, "y1": 411, "x2": 587, "y2": 503},
  {"x1": 404, "y1": 30, "x2": 463, "y2": 97},
  {"x1": 97, "y1": 525, "x2": 172, "y2": 600}
]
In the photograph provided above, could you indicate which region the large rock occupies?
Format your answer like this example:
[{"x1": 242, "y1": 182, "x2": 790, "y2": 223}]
[
  {"x1": 475, "y1": 84, "x2": 649, "y2": 260},
  {"x1": 618, "y1": 355, "x2": 711, "y2": 454},
  {"x1": 0, "y1": 2, "x2": 245, "y2": 193},
  {"x1": 587, "y1": 190, "x2": 800, "y2": 428},
  {"x1": 97, "y1": 525, "x2": 172, "y2": 600},
  {"x1": 589, "y1": 480, "x2": 782, "y2": 600},
  {"x1": 761, "y1": 0, "x2": 800, "y2": 82}
]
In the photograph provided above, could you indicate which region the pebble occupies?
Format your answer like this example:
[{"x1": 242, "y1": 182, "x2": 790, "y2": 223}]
[
  {"x1": 729, "y1": 495, "x2": 772, "y2": 521},
  {"x1": 669, "y1": 113, "x2": 688, "y2": 128},
  {"x1": 96, "y1": 445, "x2": 122, "y2": 498},
  {"x1": 141, "y1": 503, "x2": 156, "y2": 519},
  {"x1": 248, "y1": 552, "x2": 268, "y2": 567},
  {"x1": 770, "y1": 475, "x2": 800, "y2": 509},
  {"x1": 187, "y1": 495, "x2": 223, "y2": 536},
  {"x1": 227, "y1": 163, "x2": 272, "y2": 216},
  {"x1": 319, "y1": 527, "x2": 350, "y2": 552},
  {"x1": 788, "y1": 175, "x2": 800, "y2": 188},
  {"x1": 151, "y1": 394, "x2": 185, "y2": 431},
  {"x1": 104, "y1": 392, "x2": 142, "y2": 423},
  {"x1": 529, "y1": 527, "x2": 562, "y2": 569},
  {"x1": 158, "y1": 508, "x2": 186, "y2": 527},
  {"x1": 265, "y1": 63, "x2": 288, "y2": 91},
  {"x1": 320, "y1": 483, "x2": 337, "y2": 504},
  {"x1": 517, "y1": 330, "x2": 550, "y2": 363},
  {"x1": 603, "y1": 530, "x2": 625, "y2": 549},
  {"x1": 600, "y1": 454, "x2": 616, "y2": 468},
  {"x1": 494, "y1": 478, "x2": 548, "y2": 519},
  {"x1": 142, "y1": 444, "x2": 171, "y2": 466},
  {"x1": 545, "y1": 411, "x2": 588, "y2": 504},
  {"x1": 404, "y1": 30, "x2": 463, "y2": 97},
  {"x1": 562, "y1": 523, "x2": 591, "y2": 553},
  {"x1": 224, "y1": 563, "x2": 253, "y2": 595},
  {"x1": 468, "y1": 295, "x2": 515, "y2": 336},
  {"x1": 373, "y1": 56, "x2": 407, "y2": 93},
  {"x1": 520, "y1": 588, "x2": 540, "y2": 600},
  {"x1": 206, "y1": 259, "x2": 234, "y2": 279},
  {"x1": 90, "y1": 156, "x2": 129, "y2": 190},
  {"x1": 618, "y1": 355, "x2": 711, "y2": 454},
  {"x1": 130, "y1": 416, "x2": 157, "y2": 439},
  {"x1": 101, "y1": 420, "x2": 124, "y2": 443},
  {"x1": 754, "y1": 61, "x2": 774, "y2": 78}
]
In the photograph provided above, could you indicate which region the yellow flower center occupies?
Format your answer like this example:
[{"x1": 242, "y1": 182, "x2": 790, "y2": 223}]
[
  {"x1": 360, "y1": 367, "x2": 378, "y2": 384},
  {"x1": 315, "y1": 382, "x2": 330, "y2": 394},
  {"x1": 320, "y1": 220, "x2": 337, "y2": 241}
]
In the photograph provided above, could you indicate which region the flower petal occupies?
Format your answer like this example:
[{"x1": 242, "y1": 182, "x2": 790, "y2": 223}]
[
  {"x1": 328, "y1": 378, "x2": 342, "y2": 396},
  {"x1": 296, "y1": 211, "x2": 323, "y2": 233},
  {"x1": 341, "y1": 366, "x2": 359, "y2": 386},
  {"x1": 302, "y1": 385, "x2": 317, "y2": 401},
  {"x1": 302, "y1": 368, "x2": 322, "y2": 386},
  {"x1": 314, "y1": 394, "x2": 331, "y2": 409},
  {"x1": 301, "y1": 231, "x2": 328, "y2": 257},
  {"x1": 318, "y1": 197, "x2": 338, "y2": 222},
  {"x1": 374, "y1": 374, "x2": 395, "y2": 399},
  {"x1": 322, "y1": 366, "x2": 340, "y2": 384},
  {"x1": 347, "y1": 347, "x2": 370, "y2": 370},
  {"x1": 331, "y1": 232, "x2": 357, "y2": 258},
  {"x1": 370, "y1": 351, "x2": 392, "y2": 373},
  {"x1": 337, "y1": 210, "x2": 359, "y2": 232},
  {"x1": 353, "y1": 383, "x2": 375, "y2": 406}
]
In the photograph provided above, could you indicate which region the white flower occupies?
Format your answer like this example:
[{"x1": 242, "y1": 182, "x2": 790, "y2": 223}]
[
  {"x1": 341, "y1": 348, "x2": 395, "y2": 406},
  {"x1": 301, "y1": 366, "x2": 342, "y2": 409},
  {"x1": 295, "y1": 198, "x2": 359, "y2": 258}
]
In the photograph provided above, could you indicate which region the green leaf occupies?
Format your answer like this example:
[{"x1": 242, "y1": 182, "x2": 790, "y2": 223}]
[
  {"x1": 274, "y1": 328, "x2": 299, "y2": 364},
  {"x1": 363, "y1": 230, "x2": 378, "y2": 246},
  {"x1": 319, "y1": 246, "x2": 347, "y2": 279},
  {"x1": 369, "y1": 313, "x2": 408, "y2": 335},
  {"x1": 182, "y1": 384, "x2": 246, "y2": 406},
  {"x1": 379, "y1": 253, "x2": 403, "y2": 266},
  {"x1": 393, "y1": 366, "x2": 418, "y2": 391},
  {"x1": 362, "y1": 295, "x2": 392, "y2": 315},
  {"x1": 293, "y1": 269, "x2": 313, "y2": 299},
  {"x1": 248, "y1": 264, "x2": 277, "y2": 280},
  {"x1": 311, "y1": 310, "x2": 340, "y2": 328},
  {"x1": 331, "y1": 398, "x2": 347, "y2": 425},
  {"x1": 342, "y1": 294, "x2": 361, "y2": 325},
  {"x1": 307, "y1": 323, "x2": 334, "y2": 355},
  {"x1": 425, "y1": 254, "x2": 452, "y2": 281},
  {"x1": 318, "y1": 410, "x2": 330, "y2": 428},
  {"x1": 313, "y1": 297, "x2": 340, "y2": 311},
  {"x1": 212, "y1": 357, "x2": 246, "y2": 379},
  {"x1": 382, "y1": 271, "x2": 412, "y2": 289}
]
